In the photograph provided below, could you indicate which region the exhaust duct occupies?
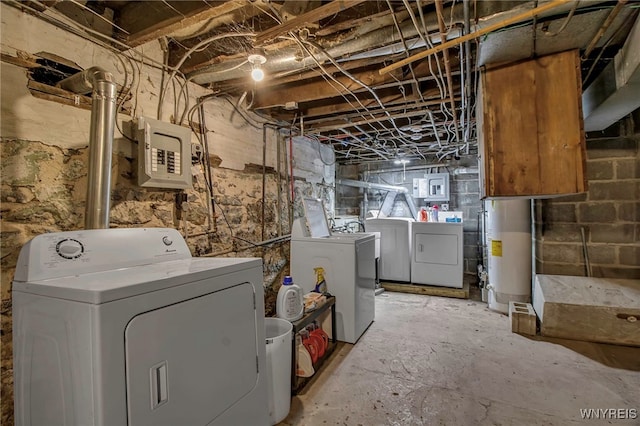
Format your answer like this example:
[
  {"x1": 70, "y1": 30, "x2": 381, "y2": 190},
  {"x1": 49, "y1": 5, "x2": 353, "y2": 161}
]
[{"x1": 57, "y1": 67, "x2": 117, "y2": 229}]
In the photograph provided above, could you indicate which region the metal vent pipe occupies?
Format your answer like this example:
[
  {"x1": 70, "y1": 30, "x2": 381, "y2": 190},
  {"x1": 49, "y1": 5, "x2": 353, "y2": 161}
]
[{"x1": 57, "y1": 67, "x2": 117, "y2": 229}]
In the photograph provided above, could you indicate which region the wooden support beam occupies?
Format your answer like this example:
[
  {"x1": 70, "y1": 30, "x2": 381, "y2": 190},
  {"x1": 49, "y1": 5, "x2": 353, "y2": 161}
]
[
  {"x1": 252, "y1": 67, "x2": 404, "y2": 109},
  {"x1": 255, "y1": 0, "x2": 367, "y2": 45},
  {"x1": 381, "y1": 282, "x2": 469, "y2": 299},
  {"x1": 126, "y1": 0, "x2": 248, "y2": 48},
  {"x1": 379, "y1": 0, "x2": 571, "y2": 75},
  {"x1": 305, "y1": 96, "x2": 453, "y2": 125},
  {"x1": 306, "y1": 109, "x2": 436, "y2": 133},
  {"x1": 303, "y1": 91, "x2": 418, "y2": 119}
]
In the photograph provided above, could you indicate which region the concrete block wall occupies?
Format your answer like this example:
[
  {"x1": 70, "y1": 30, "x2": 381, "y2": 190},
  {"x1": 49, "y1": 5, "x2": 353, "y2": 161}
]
[
  {"x1": 534, "y1": 131, "x2": 640, "y2": 279},
  {"x1": 335, "y1": 156, "x2": 483, "y2": 278}
]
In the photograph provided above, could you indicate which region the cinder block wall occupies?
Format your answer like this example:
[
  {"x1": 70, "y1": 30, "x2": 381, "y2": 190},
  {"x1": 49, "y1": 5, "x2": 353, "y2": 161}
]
[{"x1": 534, "y1": 119, "x2": 640, "y2": 279}]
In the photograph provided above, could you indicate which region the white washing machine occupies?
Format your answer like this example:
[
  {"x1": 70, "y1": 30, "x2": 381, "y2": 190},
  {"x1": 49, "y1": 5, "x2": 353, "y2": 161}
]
[
  {"x1": 411, "y1": 222, "x2": 464, "y2": 288},
  {"x1": 12, "y1": 228, "x2": 269, "y2": 426},
  {"x1": 290, "y1": 199, "x2": 376, "y2": 344},
  {"x1": 365, "y1": 217, "x2": 414, "y2": 282}
]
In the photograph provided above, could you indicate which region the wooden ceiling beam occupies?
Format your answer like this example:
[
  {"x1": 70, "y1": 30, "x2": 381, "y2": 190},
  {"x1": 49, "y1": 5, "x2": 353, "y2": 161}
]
[
  {"x1": 307, "y1": 109, "x2": 441, "y2": 133},
  {"x1": 124, "y1": 0, "x2": 248, "y2": 48},
  {"x1": 306, "y1": 98, "x2": 460, "y2": 133},
  {"x1": 251, "y1": 66, "x2": 405, "y2": 109},
  {"x1": 255, "y1": 0, "x2": 368, "y2": 45},
  {"x1": 304, "y1": 96, "x2": 456, "y2": 125},
  {"x1": 302, "y1": 90, "x2": 419, "y2": 119}
]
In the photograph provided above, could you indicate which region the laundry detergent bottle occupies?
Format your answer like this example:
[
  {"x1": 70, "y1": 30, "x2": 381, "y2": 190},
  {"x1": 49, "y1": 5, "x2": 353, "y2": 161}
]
[{"x1": 276, "y1": 275, "x2": 304, "y2": 321}]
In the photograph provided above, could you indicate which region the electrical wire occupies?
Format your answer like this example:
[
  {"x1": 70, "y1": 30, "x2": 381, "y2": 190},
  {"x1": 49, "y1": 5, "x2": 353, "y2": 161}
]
[
  {"x1": 157, "y1": 31, "x2": 255, "y2": 119},
  {"x1": 542, "y1": 0, "x2": 579, "y2": 36}
]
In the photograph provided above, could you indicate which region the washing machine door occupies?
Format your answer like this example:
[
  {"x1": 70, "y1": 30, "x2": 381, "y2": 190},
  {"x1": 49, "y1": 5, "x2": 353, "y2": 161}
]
[{"x1": 125, "y1": 281, "x2": 259, "y2": 426}]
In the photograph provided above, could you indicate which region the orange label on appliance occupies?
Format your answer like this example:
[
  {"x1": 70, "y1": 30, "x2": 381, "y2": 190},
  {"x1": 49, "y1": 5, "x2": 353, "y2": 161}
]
[{"x1": 491, "y1": 240, "x2": 502, "y2": 257}]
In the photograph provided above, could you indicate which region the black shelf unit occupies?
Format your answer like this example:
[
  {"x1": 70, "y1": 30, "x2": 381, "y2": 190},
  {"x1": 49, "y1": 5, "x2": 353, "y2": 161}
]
[{"x1": 290, "y1": 296, "x2": 337, "y2": 395}]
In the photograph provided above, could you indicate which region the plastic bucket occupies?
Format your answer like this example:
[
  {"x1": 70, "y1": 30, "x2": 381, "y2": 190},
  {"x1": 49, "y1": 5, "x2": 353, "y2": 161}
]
[{"x1": 265, "y1": 317, "x2": 293, "y2": 425}]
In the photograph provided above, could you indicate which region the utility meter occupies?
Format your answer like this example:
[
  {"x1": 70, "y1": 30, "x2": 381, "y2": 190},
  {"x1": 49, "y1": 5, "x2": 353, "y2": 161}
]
[{"x1": 136, "y1": 116, "x2": 192, "y2": 189}]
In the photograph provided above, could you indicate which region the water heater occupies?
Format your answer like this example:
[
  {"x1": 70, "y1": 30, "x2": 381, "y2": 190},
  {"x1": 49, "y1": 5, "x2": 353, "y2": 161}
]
[{"x1": 486, "y1": 199, "x2": 532, "y2": 313}]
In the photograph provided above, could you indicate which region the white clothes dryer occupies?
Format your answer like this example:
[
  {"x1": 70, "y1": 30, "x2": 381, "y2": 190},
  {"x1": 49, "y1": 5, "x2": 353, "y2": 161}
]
[{"x1": 12, "y1": 227, "x2": 269, "y2": 426}]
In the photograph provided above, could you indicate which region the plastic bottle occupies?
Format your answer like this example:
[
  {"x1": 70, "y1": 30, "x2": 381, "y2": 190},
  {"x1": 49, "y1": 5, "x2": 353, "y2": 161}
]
[
  {"x1": 419, "y1": 208, "x2": 427, "y2": 222},
  {"x1": 313, "y1": 267, "x2": 327, "y2": 294},
  {"x1": 276, "y1": 276, "x2": 304, "y2": 321},
  {"x1": 429, "y1": 205, "x2": 439, "y2": 222}
]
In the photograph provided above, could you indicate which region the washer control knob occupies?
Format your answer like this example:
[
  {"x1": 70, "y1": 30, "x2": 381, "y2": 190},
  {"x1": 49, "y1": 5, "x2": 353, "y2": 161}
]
[
  {"x1": 56, "y1": 239, "x2": 84, "y2": 259},
  {"x1": 162, "y1": 236, "x2": 173, "y2": 246}
]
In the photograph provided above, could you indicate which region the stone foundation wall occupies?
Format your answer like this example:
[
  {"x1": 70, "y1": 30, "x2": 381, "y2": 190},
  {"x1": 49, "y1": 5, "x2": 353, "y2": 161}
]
[{"x1": 0, "y1": 5, "x2": 333, "y2": 423}]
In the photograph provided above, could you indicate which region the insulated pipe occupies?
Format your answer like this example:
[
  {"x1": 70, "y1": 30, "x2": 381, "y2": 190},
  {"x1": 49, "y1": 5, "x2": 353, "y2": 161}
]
[{"x1": 58, "y1": 67, "x2": 117, "y2": 229}]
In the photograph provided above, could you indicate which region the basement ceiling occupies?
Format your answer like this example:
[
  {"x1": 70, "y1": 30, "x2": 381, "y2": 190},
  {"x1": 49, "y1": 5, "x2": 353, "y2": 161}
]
[{"x1": 9, "y1": 0, "x2": 639, "y2": 164}]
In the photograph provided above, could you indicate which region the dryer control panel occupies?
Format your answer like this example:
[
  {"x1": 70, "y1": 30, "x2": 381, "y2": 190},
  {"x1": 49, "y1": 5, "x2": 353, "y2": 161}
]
[{"x1": 13, "y1": 228, "x2": 191, "y2": 282}]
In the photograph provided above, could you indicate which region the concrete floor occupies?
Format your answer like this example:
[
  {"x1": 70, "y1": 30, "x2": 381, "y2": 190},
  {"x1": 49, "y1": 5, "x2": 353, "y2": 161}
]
[{"x1": 280, "y1": 291, "x2": 640, "y2": 425}]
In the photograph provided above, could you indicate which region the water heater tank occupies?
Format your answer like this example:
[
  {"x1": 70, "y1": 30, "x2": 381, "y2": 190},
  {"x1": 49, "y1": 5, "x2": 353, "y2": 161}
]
[{"x1": 486, "y1": 199, "x2": 532, "y2": 313}]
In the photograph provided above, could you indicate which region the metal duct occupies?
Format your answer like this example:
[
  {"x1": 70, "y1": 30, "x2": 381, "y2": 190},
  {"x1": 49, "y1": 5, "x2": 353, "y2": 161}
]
[
  {"x1": 57, "y1": 67, "x2": 117, "y2": 229},
  {"x1": 583, "y1": 14, "x2": 640, "y2": 132},
  {"x1": 336, "y1": 178, "x2": 409, "y2": 193}
]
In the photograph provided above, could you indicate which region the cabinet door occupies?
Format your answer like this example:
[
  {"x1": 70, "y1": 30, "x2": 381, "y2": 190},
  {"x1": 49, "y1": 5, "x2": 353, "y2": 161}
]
[
  {"x1": 125, "y1": 282, "x2": 259, "y2": 426},
  {"x1": 480, "y1": 49, "x2": 587, "y2": 198},
  {"x1": 414, "y1": 233, "x2": 458, "y2": 265}
]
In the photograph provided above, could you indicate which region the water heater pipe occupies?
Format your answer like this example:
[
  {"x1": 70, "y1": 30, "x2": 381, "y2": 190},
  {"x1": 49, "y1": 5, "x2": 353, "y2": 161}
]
[{"x1": 58, "y1": 67, "x2": 117, "y2": 229}]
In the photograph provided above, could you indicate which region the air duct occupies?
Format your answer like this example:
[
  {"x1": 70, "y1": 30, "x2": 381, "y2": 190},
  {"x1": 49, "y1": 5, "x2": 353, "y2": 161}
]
[
  {"x1": 57, "y1": 67, "x2": 117, "y2": 229},
  {"x1": 583, "y1": 14, "x2": 640, "y2": 132},
  {"x1": 336, "y1": 178, "x2": 409, "y2": 193}
]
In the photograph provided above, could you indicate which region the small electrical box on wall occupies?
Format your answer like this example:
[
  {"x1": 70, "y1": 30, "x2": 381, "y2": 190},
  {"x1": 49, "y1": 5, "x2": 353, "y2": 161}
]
[
  {"x1": 413, "y1": 173, "x2": 450, "y2": 202},
  {"x1": 136, "y1": 116, "x2": 192, "y2": 189}
]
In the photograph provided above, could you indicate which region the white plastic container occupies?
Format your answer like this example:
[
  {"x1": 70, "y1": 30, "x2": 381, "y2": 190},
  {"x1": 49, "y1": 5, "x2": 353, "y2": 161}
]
[
  {"x1": 265, "y1": 317, "x2": 293, "y2": 425},
  {"x1": 276, "y1": 276, "x2": 303, "y2": 321}
]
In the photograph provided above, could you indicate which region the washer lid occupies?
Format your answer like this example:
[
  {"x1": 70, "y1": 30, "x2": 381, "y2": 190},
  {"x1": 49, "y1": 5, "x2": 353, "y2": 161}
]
[
  {"x1": 12, "y1": 257, "x2": 262, "y2": 304},
  {"x1": 291, "y1": 232, "x2": 374, "y2": 244}
]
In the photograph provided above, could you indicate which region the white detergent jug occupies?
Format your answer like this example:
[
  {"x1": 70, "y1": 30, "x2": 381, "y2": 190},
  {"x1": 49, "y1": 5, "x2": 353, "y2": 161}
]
[{"x1": 276, "y1": 276, "x2": 304, "y2": 321}]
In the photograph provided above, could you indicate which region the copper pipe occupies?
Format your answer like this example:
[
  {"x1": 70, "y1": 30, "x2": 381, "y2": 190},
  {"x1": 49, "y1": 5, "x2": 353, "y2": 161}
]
[{"x1": 435, "y1": 0, "x2": 461, "y2": 145}]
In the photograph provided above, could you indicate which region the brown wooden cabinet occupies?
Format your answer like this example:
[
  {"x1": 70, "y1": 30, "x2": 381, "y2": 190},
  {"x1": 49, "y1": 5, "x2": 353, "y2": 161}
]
[{"x1": 478, "y1": 49, "x2": 587, "y2": 198}]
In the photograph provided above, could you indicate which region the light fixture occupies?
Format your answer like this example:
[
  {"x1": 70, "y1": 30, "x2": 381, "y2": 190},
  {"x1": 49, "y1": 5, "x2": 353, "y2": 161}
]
[
  {"x1": 394, "y1": 158, "x2": 410, "y2": 181},
  {"x1": 248, "y1": 52, "x2": 267, "y2": 82}
]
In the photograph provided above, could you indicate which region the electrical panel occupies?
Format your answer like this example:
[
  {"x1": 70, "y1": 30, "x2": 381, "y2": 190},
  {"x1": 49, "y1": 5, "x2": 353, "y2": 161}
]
[
  {"x1": 413, "y1": 173, "x2": 450, "y2": 202},
  {"x1": 136, "y1": 116, "x2": 192, "y2": 189}
]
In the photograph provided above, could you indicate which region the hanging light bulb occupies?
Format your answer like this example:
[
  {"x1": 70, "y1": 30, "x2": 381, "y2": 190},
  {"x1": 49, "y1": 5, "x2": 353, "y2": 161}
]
[
  {"x1": 251, "y1": 67, "x2": 265, "y2": 82},
  {"x1": 248, "y1": 52, "x2": 267, "y2": 82}
]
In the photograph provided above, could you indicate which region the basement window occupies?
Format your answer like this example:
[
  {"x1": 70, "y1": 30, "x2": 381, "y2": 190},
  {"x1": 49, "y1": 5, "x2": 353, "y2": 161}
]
[{"x1": 12, "y1": 51, "x2": 131, "y2": 114}]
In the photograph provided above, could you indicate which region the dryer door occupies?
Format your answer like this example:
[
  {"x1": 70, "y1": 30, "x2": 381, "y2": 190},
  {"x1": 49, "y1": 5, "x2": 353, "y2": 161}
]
[{"x1": 125, "y1": 281, "x2": 259, "y2": 426}]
